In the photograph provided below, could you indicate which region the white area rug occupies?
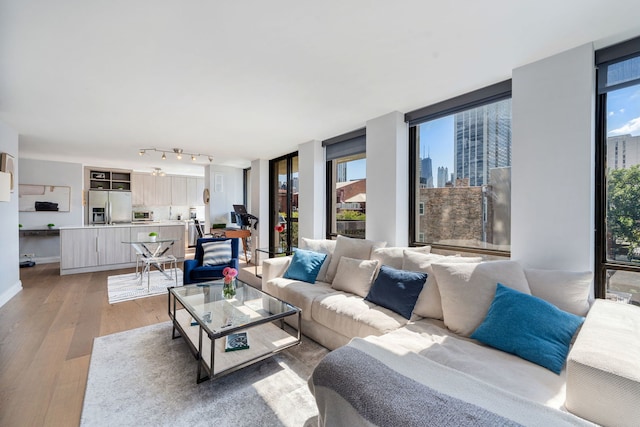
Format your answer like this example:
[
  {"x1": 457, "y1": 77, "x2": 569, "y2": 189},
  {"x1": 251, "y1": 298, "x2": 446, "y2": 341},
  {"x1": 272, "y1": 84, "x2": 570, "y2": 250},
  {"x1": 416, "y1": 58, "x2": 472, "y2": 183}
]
[
  {"x1": 107, "y1": 269, "x2": 183, "y2": 304},
  {"x1": 81, "y1": 322, "x2": 328, "y2": 427}
]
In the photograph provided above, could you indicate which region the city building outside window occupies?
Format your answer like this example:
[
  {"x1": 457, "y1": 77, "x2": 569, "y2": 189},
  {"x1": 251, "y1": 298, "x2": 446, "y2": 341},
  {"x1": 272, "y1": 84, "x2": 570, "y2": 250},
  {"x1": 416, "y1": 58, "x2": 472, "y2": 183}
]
[
  {"x1": 324, "y1": 129, "x2": 366, "y2": 239},
  {"x1": 595, "y1": 36, "x2": 640, "y2": 305},
  {"x1": 406, "y1": 81, "x2": 512, "y2": 255}
]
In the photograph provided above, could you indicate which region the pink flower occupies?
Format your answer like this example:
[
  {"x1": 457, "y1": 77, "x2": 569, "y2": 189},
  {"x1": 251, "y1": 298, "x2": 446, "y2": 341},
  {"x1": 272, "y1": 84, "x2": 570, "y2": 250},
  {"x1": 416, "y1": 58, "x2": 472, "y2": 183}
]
[{"x1": 223, "y1": 267, "x2": 238, "y2": 279}]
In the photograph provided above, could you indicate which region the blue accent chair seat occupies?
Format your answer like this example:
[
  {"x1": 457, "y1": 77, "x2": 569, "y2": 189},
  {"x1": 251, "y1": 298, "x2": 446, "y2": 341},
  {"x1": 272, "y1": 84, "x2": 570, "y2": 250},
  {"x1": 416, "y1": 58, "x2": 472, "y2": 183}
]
[{"x1": 183, "y1": 237, "x2": 240, "y2": 285}]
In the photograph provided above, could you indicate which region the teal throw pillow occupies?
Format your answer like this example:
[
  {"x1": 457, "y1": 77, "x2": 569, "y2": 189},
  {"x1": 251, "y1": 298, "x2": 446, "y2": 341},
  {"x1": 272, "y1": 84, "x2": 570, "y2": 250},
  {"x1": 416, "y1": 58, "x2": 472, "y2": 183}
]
[
  {"x1": 283, "y1": 249, "x2": 327, "y2": 284},
  {"x1": 365, "y1": 265, "x2": 427, "y2": 320},
  {"x1": 471, "y1": 283, "x2": 585, "y2": 374}
]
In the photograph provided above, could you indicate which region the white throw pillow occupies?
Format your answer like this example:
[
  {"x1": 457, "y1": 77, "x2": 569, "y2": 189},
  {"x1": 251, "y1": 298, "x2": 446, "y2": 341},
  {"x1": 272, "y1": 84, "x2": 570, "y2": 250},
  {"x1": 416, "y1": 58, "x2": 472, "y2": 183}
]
[
  {"x1": 371, "y1": 246, "x2": 431, "y2": 270},
  {"x1": 432, "y1": 260, "x2": 531, "y2": 337},
  {"x1": 299, "y1": 238, "x2": 336, "y2": 282},
  {"x1": 402, "y1": 251, "x2": 482, "y2": 320},
  {"x1": 524, "y1": 268, "x2": 593, "y2": 316},
  {"x1": 331, "y1": 257, "x2": 379, "y2": 298},
  {"x1": 324, "y1": 235, "x2": 386, "y2": 283}
]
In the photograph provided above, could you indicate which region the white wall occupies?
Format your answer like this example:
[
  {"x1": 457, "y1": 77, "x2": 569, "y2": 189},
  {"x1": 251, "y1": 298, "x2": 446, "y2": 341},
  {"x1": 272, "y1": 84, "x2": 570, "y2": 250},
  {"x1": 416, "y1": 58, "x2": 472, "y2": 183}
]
[
  {"x1": 365, "y1": 111, "x2": 409, "y2": 246},
  {"x1": 298, "y1": 140, "x2": 325, "y2": 239},
  {"x1": 204, "y1": 164, "x2": 244, "y2": 228},
  {"x1": 0, "y1": 121, "x2": 21, "y2": 308},
  {"x1": 511, "y1": 43, "x2": 595, "y2": 270},
  {"x1": 250, "y1": 159, "x2": 269, "y2": 252}
]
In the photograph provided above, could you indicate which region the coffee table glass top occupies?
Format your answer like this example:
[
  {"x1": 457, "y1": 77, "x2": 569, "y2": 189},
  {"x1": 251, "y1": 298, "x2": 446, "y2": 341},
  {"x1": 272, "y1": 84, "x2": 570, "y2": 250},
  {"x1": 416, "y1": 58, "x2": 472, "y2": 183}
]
[{"x1": 170, "y1": 280, "x2": 298, "y2": 338}]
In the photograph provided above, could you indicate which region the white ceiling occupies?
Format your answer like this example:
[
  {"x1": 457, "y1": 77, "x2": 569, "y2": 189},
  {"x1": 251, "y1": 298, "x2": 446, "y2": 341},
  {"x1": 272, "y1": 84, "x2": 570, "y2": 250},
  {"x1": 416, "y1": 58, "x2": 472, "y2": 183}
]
[{"x1": 1, "y1": 1, "x2": 639, "y2": 176}]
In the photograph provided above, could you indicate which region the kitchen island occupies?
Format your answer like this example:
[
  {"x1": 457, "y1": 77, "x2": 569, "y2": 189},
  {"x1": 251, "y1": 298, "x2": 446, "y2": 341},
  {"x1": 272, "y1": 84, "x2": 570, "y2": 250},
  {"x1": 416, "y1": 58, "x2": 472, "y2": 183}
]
[{"x1": 59, "y1": 222, "x2": 186, "y2": 275}]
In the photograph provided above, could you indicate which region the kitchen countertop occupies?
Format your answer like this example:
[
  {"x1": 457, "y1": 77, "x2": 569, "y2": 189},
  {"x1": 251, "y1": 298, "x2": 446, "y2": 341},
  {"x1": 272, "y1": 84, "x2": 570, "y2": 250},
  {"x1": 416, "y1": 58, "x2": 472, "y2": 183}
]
[{"x1": 59, "y1": 221, "x2": 189, "y2": 230}]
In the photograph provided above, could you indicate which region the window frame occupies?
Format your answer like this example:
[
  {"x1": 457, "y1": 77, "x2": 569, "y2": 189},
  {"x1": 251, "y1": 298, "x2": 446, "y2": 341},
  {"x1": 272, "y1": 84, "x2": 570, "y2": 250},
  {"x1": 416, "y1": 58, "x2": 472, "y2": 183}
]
[
  {"x1": 594, "y1": 36, "x2": 640, "y2": 300},
  {"x1": 406, "y1": 80, "x2": 512, "y2": 256}
]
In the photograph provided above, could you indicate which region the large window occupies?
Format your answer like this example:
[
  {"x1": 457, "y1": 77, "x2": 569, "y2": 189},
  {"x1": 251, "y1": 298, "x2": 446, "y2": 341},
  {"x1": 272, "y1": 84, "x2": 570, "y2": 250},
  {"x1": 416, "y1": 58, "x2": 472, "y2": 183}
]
[
  {"x1": 270, "y1": 153, "x2": 298, "y2": 249},
  {"x1": 406, "y1": 81, "x2": 512, "y2": 254},
  {"x1": 324, "y1": 129, "x2": 366, "y2": 239},
  {"x1": 595, "y1": 36, "x2": 640, "y2": 305}
]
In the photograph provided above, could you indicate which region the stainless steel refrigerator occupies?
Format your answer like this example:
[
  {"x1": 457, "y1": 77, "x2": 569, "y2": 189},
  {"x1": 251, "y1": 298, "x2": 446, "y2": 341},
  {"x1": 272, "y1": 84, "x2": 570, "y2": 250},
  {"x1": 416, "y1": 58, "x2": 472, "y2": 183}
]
[{"x1": 88, "y1": 190, "x2": 132, "y2": 224}]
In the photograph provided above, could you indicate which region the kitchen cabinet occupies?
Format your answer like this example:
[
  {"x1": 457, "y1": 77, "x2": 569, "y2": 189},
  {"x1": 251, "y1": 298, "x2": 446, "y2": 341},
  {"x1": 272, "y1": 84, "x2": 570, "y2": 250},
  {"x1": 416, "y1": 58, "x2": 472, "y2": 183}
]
[
  {"x1": 142, "y1": 174, "x2": 156, "y2": 205},
  {"x1": 60, "y1": 224, "x2": 186, "y2": 275},
  {"x1": 60, "y1": 227, "x2": 134, "y2": 272},
  {"x1": 88, "y1": 168, "x2": 131, "y2": 191},
  {"x1": 155, "y1": 176, "x2": 172, "y2": 205},
  {"x1": 171, "y1": 176, "x2": 187, "y2": 206},
  {"x1": 186, "y1": 177, "x2": 205, "y2": 206},
  {"x1": 60, "y1": 228, "x2": 99, "y2": 269},
  {"x1": 131, "y1": 173, "x2": 145, "y2": 205}
]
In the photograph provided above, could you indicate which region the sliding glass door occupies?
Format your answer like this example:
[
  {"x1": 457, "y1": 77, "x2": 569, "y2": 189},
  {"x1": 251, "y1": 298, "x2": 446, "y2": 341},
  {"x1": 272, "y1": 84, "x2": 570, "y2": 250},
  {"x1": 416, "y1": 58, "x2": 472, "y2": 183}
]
[{"x1": 270, "y1": 152, "x2": 299, "y2": 250}]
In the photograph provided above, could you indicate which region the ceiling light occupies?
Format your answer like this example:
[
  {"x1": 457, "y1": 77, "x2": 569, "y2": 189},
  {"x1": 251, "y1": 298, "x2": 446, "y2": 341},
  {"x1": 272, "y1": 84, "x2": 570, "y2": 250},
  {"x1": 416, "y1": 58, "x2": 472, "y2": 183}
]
[
  {"x1": 152, "y1": 167, "x2": 165, "y2": 176},
  {"x1": 138, "y1": 147, "x2": 215, "y2": 164}
]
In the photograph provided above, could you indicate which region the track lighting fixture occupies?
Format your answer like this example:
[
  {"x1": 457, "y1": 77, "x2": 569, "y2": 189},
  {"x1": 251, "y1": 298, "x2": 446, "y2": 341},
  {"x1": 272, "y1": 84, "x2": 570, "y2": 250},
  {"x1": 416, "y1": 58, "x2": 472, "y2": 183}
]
[{"x1": 138, "y1": 147, "x2": 214, "y2": 163}]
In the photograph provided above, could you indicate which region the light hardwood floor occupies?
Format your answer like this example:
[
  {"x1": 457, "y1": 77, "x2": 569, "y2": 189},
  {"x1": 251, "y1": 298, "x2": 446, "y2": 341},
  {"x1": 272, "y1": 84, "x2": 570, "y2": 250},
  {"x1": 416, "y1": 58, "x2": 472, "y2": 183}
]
[{"x1": 0, "y1": 263, "x2": 170, "y2": 427}]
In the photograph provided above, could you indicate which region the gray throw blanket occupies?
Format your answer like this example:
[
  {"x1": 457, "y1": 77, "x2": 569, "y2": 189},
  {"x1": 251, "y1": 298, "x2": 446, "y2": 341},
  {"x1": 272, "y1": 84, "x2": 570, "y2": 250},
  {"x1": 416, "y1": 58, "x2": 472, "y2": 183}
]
[
  {"x1": 311, "y1": 345, "x2": 521, "y2": 427},
  {"x1": 309, "y1": 337, "x2": 594, "y2": 427}
]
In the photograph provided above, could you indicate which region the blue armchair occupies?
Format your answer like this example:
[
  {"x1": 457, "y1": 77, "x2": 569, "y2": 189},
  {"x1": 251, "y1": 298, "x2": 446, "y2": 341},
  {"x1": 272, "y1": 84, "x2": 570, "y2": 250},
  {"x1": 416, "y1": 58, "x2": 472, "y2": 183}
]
[{"x1": 183, "y1": 237, "x2": 240, "y2": 285}]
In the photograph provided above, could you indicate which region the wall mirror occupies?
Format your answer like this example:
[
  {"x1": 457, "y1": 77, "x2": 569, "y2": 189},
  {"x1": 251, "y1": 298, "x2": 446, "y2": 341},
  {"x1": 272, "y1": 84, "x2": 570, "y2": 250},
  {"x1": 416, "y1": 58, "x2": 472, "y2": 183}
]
[{"x1": 19, "y1": 184, "x2": 71, "y2": 212}]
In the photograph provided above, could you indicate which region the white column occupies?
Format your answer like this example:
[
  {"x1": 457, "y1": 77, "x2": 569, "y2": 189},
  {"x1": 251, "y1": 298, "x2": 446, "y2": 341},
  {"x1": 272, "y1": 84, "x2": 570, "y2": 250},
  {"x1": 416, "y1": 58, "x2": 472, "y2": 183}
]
[
  {"x1": 250, "y1": 159, "x2": 270, "y2": 252},
  {"x1": 298, "y1": 139, "x2": 325, "y2": 240},
  {"x1": 365, "y1": 111, "x2": 409, "y2": 246}
]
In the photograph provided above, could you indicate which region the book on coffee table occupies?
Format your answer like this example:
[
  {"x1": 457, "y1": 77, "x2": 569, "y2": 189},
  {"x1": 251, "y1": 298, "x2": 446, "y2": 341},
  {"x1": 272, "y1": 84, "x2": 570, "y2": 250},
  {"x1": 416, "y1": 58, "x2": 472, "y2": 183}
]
[{"x1": 225, "y1": 332, "x2": 249, "y2": 352}]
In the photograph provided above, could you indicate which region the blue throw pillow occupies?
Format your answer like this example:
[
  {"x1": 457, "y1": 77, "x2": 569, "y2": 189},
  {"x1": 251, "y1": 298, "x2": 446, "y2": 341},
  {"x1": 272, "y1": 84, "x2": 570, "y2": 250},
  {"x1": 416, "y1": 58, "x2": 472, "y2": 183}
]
[
  {"x1": 471, "y1": 283, "x2": 585, "y2": 374},
  {"x1": 283, "y1": 249, "x2": 327, "y2": 284},
  {"x1": 365, "y1": 265, "x2": 427, "y2": 320}
]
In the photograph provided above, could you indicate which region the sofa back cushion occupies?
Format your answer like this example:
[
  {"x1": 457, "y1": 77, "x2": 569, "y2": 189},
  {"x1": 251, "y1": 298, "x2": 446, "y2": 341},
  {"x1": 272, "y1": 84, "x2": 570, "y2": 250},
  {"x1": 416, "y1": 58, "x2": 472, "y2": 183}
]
[
  {"x1": 331, "y1": 257, "x2": 379, "y2": 297},
  {"x1": 299, "y1": 237, "x2": 336, "y2": 282},
  {"x1": 432, "y1": 260, "x2": 531, "y2": 337},
  {"x1": 370, "y1": 246, "x2": 431, "y2": 270},
  {"x1": 403, "y1": 251, "x2": 483, "y2": 320},
  {"x1": 324, "y1": 235, "x2": 386, "y2": 283},
  {"x1": 524, "y1": 268, "x2": 592, "y2": 316}
]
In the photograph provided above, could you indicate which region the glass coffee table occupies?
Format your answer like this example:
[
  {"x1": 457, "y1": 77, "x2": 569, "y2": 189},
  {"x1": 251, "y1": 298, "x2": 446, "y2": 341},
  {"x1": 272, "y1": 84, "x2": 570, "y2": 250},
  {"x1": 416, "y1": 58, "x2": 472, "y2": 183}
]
[{"x1": 168, "y1": 280, "x2": 301, "y2": 383}]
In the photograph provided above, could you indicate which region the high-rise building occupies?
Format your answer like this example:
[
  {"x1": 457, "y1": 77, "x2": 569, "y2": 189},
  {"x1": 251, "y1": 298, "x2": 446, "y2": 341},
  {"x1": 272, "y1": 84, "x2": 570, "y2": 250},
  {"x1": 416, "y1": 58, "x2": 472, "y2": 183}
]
[
  {"x1": 437, "y1": 166, "x2": 449, "y2": 188},
  {"x1": 454, "y1": 99, "x2": 512, "y2": 186},
  {"x1": 420, "y1": 156, "x2": 434, "y2": 188},
  {"x1": 336, "y1": 162, "x2": 348, "y2": 183},
  {"x1": 607, "y1": 134, "x2": 640, "y2": 170}
]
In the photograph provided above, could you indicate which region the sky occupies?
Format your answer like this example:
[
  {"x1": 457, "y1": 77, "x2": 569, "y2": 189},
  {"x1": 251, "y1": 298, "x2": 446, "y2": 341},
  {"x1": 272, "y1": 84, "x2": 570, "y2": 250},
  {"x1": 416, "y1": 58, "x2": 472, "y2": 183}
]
[{"x1": 607, "y1": 85, "x2": 640, "y2": 136}]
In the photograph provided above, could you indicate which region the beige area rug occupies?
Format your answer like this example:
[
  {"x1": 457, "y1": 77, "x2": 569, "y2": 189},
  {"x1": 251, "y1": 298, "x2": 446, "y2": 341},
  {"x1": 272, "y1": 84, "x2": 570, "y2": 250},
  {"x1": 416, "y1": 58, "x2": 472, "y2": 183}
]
[
  {"x1": 107, "y1": 269, "x2": 183, "y2": 304},
  {"x1": 81, "y1": 322, "x2": 328, "y2": 427}
]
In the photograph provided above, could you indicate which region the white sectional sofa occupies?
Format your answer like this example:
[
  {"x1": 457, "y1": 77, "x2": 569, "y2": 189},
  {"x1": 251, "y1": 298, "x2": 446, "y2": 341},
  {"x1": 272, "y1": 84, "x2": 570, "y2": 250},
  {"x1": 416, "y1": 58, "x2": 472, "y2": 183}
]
[{"x1": 262, "y1": 236, "x2": 640, "y2": 427}]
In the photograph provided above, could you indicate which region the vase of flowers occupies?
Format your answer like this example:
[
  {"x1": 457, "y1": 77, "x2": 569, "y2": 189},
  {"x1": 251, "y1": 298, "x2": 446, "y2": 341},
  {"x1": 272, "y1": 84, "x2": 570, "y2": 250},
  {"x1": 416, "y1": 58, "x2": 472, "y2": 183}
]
[
  {"x1": 275, "y1": 223, "x2": 286, "y2": 251},
  {"x1": 222, "y1": 266, "x2": 238, "y2": 299}
]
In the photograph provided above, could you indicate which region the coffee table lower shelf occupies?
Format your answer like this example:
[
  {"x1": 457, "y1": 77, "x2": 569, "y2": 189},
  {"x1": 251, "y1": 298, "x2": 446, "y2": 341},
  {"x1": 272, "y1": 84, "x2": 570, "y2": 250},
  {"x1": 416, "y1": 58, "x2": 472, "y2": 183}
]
[{"x1": 172, "y1": 308, "x2": 301, "y2": 383}]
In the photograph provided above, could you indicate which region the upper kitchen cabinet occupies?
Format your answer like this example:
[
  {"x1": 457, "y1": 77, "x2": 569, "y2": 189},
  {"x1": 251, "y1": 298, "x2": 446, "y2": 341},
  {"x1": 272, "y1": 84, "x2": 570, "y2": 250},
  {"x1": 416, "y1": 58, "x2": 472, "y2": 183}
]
[
  {"x1": 186, "y1": 177, "x2": 205, "y2": 206},
  {"x1": 155, "y1": 175, "x2": 172, "y2": 205},
  {"x1": 131, "y1": 173, "x2": 144, "y2": 205},
  {"x1": 171, "y1": 176, "x2": 187, "y2": 206}
]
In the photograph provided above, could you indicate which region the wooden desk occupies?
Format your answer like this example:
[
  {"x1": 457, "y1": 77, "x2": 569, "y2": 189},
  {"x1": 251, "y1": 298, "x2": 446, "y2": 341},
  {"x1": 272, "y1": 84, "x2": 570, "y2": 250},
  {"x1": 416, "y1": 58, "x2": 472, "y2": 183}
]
[{"x1": 221, "y1": 228, "x2": 251, "y2": 263}]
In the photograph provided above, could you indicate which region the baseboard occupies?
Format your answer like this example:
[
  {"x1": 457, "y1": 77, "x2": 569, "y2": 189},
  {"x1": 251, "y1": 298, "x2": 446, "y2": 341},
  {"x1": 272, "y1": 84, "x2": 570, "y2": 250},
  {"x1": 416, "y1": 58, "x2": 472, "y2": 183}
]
[
  {"x1": 33, "y1": 256, "x2": 60, "y2": 264},
  {"x1": 0, "y1": 280, "x2": 23, "y2": 308}
]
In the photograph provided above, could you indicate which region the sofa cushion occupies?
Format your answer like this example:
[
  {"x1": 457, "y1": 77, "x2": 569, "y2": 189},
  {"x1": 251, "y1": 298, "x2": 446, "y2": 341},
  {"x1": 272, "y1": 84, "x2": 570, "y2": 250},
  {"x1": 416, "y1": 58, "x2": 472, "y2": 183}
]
[
  {"x1": 370, "y1": 246, "x2": 431, "y2": 270},
  {"x1": 403, "y1": 251, "x2": 483, "y2": 320},
  {"x1": 283, "y1": 249, "x2": 327, "y2": 284},
  {"x1": 299, "y1": 238, "x2": 336, "y2": 282},
  {"x1": 312, "y1": 292, "x2": 408, "y2": 338},
  {"x1": 324, "y1": 235, "x2": 386, "y2": 283},
  {"x1": 524, "y1": 268, "x2": 592, "y2": 316},
  {"x1": 263, "y1": 277, "x2": 336, "y2": 321},
  {"x1": 471, "y1": 284, "x2": 585, "y2": 374},
  {"x1": 432, "y1": 260, "x2": 531, "y2": 337},
  {"x1": 331, "y1": 257, "x2": 379, "y2": 298},
  {"x1": 566, "y1": 300, "x2": 640, "y2": 426},
  {"x1": 365, "y1": 265, "x2": 427, "y2": 320},
  {"x1": 202, "y1": 240, "x2": 232, "y2": 265}
]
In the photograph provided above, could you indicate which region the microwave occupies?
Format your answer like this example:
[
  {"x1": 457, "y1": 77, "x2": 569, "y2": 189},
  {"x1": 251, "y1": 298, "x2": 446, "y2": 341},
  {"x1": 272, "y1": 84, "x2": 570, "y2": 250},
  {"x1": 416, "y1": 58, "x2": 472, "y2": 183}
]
[{"x1": 132, "y1": 210, "x2": 153, "y2": 222}]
